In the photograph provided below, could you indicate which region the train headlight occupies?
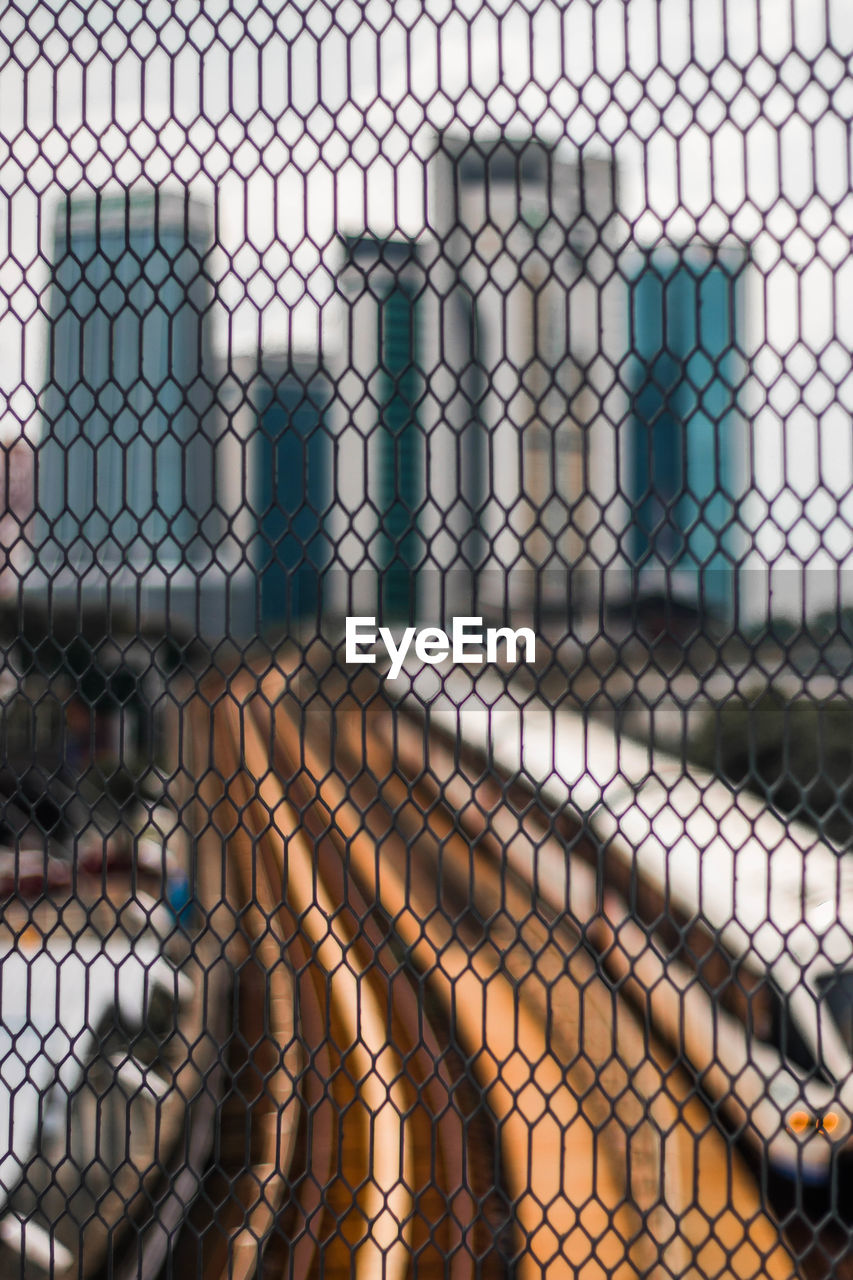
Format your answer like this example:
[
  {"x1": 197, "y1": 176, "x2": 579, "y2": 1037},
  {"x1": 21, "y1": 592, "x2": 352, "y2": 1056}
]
[
  {"x1": 788, "y1": 1110, "x2": 811, "y2": 1134},
  {"x1": 787, "y1": 1110, "x2": 841, "y2": 1135}
]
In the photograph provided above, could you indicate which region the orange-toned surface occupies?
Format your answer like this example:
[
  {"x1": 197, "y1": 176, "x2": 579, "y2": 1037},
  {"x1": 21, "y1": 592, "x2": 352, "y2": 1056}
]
[{"x1": 186, "y1": 666, "x2": 797, "y2": 1280}]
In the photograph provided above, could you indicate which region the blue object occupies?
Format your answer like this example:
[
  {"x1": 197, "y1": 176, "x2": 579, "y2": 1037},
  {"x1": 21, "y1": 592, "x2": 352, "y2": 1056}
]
[
  {"x1": 166, "y1": 870, "x2": 193, "y2": 926},
  {"x1": 377, "y1": 282, "x2": 421, "y2": 622},
  {"x1": 254, "y1": 369, "x2": 331, "y2": 627},
  {"x1": 38, "y1": 190, "x2": 215, "y2": 570},
  {"x1": 628, "y1": 247, "x2": 744, "y2": 618}
]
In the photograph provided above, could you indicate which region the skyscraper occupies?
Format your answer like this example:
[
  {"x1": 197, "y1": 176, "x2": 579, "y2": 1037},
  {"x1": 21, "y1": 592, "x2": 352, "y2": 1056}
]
[
  {"x1": 338, "y1": 234, "x2": 425, "y2": 623},
  {"x1": 429, "y1": 134, "x2": 621, "y2": 625},
  {"x1": 627, "y1": 244, "x2": 745, "y2": 621},
  {"x1": 252, "y1": 354, "x2": 332, "y2": 629},
  {"x1": 35, "y1": 187, "x2": 236, "y2": 634}
]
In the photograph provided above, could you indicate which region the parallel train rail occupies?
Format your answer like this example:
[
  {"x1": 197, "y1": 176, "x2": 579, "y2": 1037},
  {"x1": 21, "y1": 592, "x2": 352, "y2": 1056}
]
[{"x1": 181, "y1": 664, "x2": 795, "y2": 1280}]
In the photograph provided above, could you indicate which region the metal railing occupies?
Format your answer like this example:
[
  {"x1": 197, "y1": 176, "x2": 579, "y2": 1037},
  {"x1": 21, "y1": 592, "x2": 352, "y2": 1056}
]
[{"x1": 0, "y1": 2, "x2": 851, "y2": 1276}]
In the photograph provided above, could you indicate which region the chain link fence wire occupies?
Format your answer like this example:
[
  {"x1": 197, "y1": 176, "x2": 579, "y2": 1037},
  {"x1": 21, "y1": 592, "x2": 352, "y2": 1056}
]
[{"x1": 1, "y1": 0, "x2": 853, "y2": 1276}]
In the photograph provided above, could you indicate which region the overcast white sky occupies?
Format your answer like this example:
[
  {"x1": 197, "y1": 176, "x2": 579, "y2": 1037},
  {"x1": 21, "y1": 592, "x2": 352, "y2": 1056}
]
[{"x1": 2, "y1": 0, "x2": 853, "y2": 612}]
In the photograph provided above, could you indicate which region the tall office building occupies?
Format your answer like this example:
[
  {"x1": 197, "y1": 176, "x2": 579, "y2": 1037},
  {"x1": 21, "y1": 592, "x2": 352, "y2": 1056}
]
[
  {"x1": 429, "y1": 134, "x2": 621, "y2": 625},
  {"x1": 253, "y1": 356, "x2": 332, "y2": 630},
  {"x1": 35, "y1": 188, "x2": 241, "y2": 636},
  {"x1": 627, "y1": 244, "x2": 745, "y2": 621},
  {"x1": 214, "y1": 352, "x2": 333, "y2": 634},
  {"x1": 337, "y1": 234, "x2": 425, "y2": 623}
]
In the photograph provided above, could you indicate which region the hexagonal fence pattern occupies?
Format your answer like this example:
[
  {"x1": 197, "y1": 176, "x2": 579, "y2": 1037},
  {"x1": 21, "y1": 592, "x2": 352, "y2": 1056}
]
[{"x1": 0, "y1": 2, "x2": 851, "y2": 1278}]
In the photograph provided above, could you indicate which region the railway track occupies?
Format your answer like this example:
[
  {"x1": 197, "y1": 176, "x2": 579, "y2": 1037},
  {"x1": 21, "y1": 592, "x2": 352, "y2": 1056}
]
[{"x1": 179, "y1": 665, "x2": 797, "y2": 1280}]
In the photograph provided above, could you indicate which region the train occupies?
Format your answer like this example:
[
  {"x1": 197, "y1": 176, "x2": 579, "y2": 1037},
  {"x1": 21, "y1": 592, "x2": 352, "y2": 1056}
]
[{"x1": 396, "y1": 663, "x2": 853, "y2": 1187}]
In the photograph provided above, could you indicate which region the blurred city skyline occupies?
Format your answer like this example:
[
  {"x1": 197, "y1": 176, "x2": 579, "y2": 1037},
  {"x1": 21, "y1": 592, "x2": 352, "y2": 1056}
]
[
  {"x1": 2, "y1": 0, "x2": 853, "y2": 622},
  {"x1": 3, "y1": 0, "x2": 850, "y2": 362}
]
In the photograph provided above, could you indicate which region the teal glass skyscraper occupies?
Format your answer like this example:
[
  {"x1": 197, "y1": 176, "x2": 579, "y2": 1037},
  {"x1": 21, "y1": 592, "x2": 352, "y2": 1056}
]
[
  {"x1": 253, "y1": 358, "x2": 332, "y2": 628},
  {"x1": 38, "y1": 188, "x2": 215, "y2": 572},
  {"x1": 628, "y1": 245, "x2": 744, "y2": 620},
  {"x1": 339, "y1": 234, "x2": 423, "y2": 624}
]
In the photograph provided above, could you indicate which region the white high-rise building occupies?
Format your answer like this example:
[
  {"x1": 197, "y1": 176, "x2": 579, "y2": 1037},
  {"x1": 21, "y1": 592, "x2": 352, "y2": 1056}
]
[
  {"x1": 428, "y1": 134, "x2": 623, "y2": 629},
  {"x1": 333, "y1": 234, "x2": 437, "y2": 624},
  {"x1": 332, "y1": 139, "x2": 624, "y2": 634}
]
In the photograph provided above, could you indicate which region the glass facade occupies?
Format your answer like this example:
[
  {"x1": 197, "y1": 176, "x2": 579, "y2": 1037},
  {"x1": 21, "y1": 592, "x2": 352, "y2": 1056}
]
[
  {"x1": 628, "y1": 247, "x2": 744, "y2": 619},
  {"x1": 38, "y1": 190, "x2": 214, "y2": 570},
  {"x1": 377, "y1": 280, "x2": 420, "y2": 622},
  {"x1": 254, "y1": 367, "x2": 331, "y2": 628}
]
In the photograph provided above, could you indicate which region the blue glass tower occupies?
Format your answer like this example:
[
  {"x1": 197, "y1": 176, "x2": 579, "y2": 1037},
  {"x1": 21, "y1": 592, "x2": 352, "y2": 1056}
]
[
  {"x1": 253, "y1": 362, "x2": 332, "y2": 628},
  {"x1": 38, "y1": 188, "x2": 215, "y2": 573},
  {"x1": 341, "y1": 234, "x2": 423, "y2": 624},
  {"x1": 628, "y1": 246, "x2": 744, "y2": 619}
]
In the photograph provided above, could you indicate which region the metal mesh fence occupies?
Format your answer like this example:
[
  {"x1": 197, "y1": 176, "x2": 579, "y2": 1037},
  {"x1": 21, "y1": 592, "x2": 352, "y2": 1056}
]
[{"x1": 1, "y1": 1, "x2": 852, "y2": 1276}]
